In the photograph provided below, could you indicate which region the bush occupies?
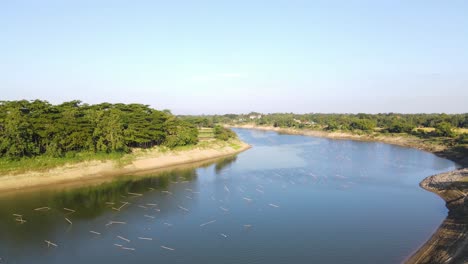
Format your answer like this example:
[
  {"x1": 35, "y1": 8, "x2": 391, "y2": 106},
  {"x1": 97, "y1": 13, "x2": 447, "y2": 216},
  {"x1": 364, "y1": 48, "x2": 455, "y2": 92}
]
[
  {"x1": 434, "y1": 122, "x2": 455, "y2": 137},
  {"x1": 214, "y1": 126, "x2": 236, "y2": 141}
]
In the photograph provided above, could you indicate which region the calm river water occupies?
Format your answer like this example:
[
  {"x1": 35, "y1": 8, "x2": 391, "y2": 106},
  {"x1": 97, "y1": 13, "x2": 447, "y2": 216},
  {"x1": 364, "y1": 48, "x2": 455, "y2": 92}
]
[{"x1": 0, "y1": 128, "x2": 458, "y2": 264}]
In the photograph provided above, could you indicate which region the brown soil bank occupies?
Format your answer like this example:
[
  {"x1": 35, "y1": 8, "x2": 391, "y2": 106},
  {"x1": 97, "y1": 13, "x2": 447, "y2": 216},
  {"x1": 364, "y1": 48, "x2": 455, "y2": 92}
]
[
  {"x1": 230, "y1": 124, "x2": 468, "y2": 264},
  {"x1": 406, "y1": 169, "x2": 468, "y2": 264},
  {"x1": 0, "y1": 139, "x2": 250, "y2": 194}
]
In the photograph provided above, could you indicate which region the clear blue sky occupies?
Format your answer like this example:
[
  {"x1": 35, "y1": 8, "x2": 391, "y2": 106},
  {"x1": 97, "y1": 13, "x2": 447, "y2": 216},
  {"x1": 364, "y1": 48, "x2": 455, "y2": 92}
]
[{"x1": 2, "y1": 0, "x2": 467, "y2": 114}]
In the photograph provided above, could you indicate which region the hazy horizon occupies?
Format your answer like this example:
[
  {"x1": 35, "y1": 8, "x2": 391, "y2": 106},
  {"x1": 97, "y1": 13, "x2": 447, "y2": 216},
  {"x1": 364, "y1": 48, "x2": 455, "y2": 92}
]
[{"x1": 2, "y1": 1, "x2": 467, "y2": 114}]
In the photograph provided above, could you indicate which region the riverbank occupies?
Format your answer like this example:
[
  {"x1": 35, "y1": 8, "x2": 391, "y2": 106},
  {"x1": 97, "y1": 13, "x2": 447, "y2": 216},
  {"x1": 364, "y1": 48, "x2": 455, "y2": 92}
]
[
  {"x1": 230, "y1": 124, "x2": 467, "y2": 264},
  {"x1": 406, "y1": 169, "x2": 468, "y2": 264},
  {"x1": 0, "y1": 139, "x2": 250, "y2": 193}
]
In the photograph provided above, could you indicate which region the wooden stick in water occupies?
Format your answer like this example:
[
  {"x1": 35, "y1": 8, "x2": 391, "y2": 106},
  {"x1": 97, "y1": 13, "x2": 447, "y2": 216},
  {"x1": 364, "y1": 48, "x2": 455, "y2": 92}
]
[
  {"x1": 161, "y1": 245, "x2": 175, "y2": 251},
  {"x1": 138, "y1": 237, "x2": 152, "y2": 240},
  {"x1": 15, "y1": 218, "x2": 27, "y2": 224},
  {"x1": 63, "y1": 208, "x2": 76, "y2": 213},
  {"x1": 178, "y1": 205, "x2": 189, "y2": 212},
  {"x1": 44, "y1": 240, "x2": 58, "y2": 247},
  {"x1": 65, "y1": 218, "x2": 73, "y2": 225},
  {"x1": 128, "y1": 192, "x2": 143, "y2": 196},
  {"x1": 90, "y1": 231, "x2": 101, "y2": 235},
  {"x1": 34, "y1": 207, "x2": 50, "y2": 211},
  {"x1": 117, "y1": 235, "x2": 130, "y2": 243},
  {"x1": 121, "y1": 247, "x2": 135, "y2": 251},
  {"x1": 200, "y1": 220, "x2": 216, "y2": 227}
]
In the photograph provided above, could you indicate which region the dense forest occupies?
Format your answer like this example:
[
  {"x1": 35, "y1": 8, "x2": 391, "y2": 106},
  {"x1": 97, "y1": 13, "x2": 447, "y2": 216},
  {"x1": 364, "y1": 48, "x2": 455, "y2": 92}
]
[{"x1": 0, "y1": 100, "x2": 198, "y2": 159}]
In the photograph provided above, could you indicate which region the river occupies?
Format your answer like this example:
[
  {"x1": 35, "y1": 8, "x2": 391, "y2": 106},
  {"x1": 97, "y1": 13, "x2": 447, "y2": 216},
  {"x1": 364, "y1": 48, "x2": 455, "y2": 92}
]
[{"x1": 0, "y1": 128, "x2": 458, "y2": 264}]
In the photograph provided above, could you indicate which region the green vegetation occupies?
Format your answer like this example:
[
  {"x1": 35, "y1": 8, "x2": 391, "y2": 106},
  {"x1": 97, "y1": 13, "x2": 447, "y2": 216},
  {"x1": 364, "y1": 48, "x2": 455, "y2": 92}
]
[
  {"x1": 181, "y1": 112, "x2": 468, "y2": 165},
  {"x1": 0, "y1": 100, "x2": 198, "y2": 162},
  {"x1": 213, "y1": 125, "x2": 237, "y2": 141}
]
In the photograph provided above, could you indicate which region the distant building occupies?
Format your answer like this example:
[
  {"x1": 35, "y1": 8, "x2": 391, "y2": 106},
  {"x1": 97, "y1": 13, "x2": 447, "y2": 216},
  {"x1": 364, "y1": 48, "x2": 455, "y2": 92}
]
[{"x1": 249, "y1": 115, "x2": 262, "y2": 119}]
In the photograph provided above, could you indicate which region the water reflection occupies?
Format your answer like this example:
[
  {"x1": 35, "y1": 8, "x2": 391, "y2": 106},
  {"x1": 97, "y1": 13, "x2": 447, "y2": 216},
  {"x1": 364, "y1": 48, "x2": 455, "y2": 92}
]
[{"x1": 0, "y1": 129, "x2": 459, "y2": 264}]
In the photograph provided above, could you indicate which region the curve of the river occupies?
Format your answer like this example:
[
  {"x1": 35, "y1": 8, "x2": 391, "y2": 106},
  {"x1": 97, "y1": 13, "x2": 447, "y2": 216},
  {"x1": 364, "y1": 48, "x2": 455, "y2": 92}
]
[{"x1": 0, "y1": 128, "x2": 459, "y2": 264}]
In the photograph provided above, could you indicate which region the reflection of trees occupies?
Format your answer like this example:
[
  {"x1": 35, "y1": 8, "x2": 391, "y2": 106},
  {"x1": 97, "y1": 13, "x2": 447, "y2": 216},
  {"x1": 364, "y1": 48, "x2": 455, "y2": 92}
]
[
  {"x1": 0, "y1": 168, "x2": 198, "y2": 242},
  {"x1": 52, "y1": 169, "x2": 197, "y2": 219},
  {"x1": 214, "y1": 155, "x2": 237, "y2": 174}
]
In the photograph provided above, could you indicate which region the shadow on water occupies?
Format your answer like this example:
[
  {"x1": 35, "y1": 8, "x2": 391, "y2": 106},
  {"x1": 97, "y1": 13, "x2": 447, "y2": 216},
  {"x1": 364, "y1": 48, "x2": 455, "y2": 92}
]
[
  {"x1": 214, "y1": 156, "x2": 237, "y2": 175},
  {"x1": 0, "y1": 156, "x2": 239, "y2": 244}
]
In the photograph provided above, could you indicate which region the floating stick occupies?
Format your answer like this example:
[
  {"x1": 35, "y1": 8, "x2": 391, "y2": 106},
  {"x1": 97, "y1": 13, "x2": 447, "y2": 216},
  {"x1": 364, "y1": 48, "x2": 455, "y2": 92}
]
[
  {"x1": 63, "y1": 208, "x2": 75, "y2": 213},
  {"x1": 146, "y1": 203, "x2": 157, "y2": 206},
  {"x1": 178, "y1": 206, "x2": 189, "y2": 212},
  {"x1": 121, "y1": 247, "x2": 135, "y2": 251},
  {"x1": 34, "y1": 207, "x2": 50, "y2": 211},
  {"x1": 219, "y1": 206, "x2": 229, "y2": 212},
  {"x1": 138, "y1": 237, "x2": 152, "y2": 241},
  {"x1": 200, "y1": 220, "x2": 216, "y2": 227},
  {"x1": 185, "y1": 196, "x2": 192, "y2": 200},
  {"x1": 144, "y1": 215, "x2": 155, "y2": 219},
  {"x1": 65, "y1": 218, "x2": 73, "y2": 225},
  {"x1": 164, "y1": 222, "x2": 173, "y2": 227},
  {"x1": 114, "y1": 244, "x2": 123, "y2": 247},
  {"x1": 148, "y1": 187, "x2": 155, "y2": 191},
  {"x1": 269, "y1": 203, "x2": 280, "y2": 208},
  {"x1": 154, "y1": 208, "x2": 161, "y2": 212},
  {"x1": 113, "y1": 202, "x2": 130, "y2": 211},
  {"x1": 128, "y1": 192, "x2": 143, "y2": 196},
  {"x1": 220, "y1": 233, "x2": 228, "y2": 238},
  {"x1": 243, "y1": 224, "x2": 252, "y2": 228},
  {"x1": 243, "y1": 197, "x2": 253, "y2": 202},
  {"x1": 105, "y1": 202, "x2": 115, "y2": 205},
  {"x1": 44, "y1": 240, "x2": 58, "y2": 248},
  {"x1": 106, "y1": 221, "x2": 127, "y2": 226},
  {"x1": 161, "y1": 191, "x2": 172, "y2": 195},
  {"x1": 224, "y1": 185, "x2": 230, "y2": 193},
  {"x1": 90, "y1": 231, "x2": 101, "y2": 235},
  {"x1": 15, "y1": 218, "x2": 27, "y2": 224},
  {"x1": 256, "y1": 188, "x2": 264, "y2": 194},
  {"x1": 117, "y1": 236, "x2": 130, "y2": 243},
  {"x1": 185, "y1": 188, "x2": 193, "y2": 192},
  {"x1": 138, "y1": 205, "x2": 148, "y2": 209},
  {"x1": 161, "y1": 246, "x2": 175, "y2": 251},
  {"x1": 13, "y1": 214, "x2": 23, "y2": 217}
]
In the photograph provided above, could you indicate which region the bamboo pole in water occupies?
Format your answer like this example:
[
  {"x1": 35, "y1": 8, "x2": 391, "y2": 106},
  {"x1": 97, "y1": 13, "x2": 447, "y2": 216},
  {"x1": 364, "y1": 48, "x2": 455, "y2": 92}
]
[
  {"x1": 117, "y1": 236, "x2": 130, "y2": 243},
  {"x1": 34, "y1": 207, "x2": 51, "y2": 211},
  {"x1": 44, "y1": 240, "x2": 58, "y2": 248},
  {"x1": 63, "y1": 208, "x2": 76, "y2": 213},
  {"x1": 200, "y1": 220, "x2": 216, "y2": 227},
  {"x1": 161, "y1": 246, "x2": 175, "y2": 251}
]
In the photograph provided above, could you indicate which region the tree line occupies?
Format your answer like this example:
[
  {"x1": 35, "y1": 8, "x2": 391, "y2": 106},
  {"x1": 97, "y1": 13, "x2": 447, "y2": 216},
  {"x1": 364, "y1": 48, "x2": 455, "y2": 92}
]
[
  {"x1": 180, "y1": 112, "x2": 468, "y2": 139},
  {"x1": 0, "y1": 100, "x2": 198, "y2": 159}
]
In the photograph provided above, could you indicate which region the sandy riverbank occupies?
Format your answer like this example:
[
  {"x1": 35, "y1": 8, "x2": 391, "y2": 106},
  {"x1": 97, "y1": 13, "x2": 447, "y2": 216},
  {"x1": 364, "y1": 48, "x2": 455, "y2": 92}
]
[
  {"x1": 0, "y1": 139, "x2": 250, "y2": 193},
  {"x1": 230, "y1": 124, "x2": 468, "y2": 264},
  {"x1": 406, "y1": 169, "x2": 468, "y2": 264}
]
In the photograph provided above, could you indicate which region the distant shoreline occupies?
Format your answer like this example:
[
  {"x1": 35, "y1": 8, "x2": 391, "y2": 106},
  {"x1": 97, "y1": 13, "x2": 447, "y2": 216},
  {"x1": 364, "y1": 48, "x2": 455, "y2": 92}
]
[
  {"x1": 230, "y1": 124, "x2": 467, "y2": 264},
  {"x1": 0, "y1": 139, "x2": 251, "y2": 194}
]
